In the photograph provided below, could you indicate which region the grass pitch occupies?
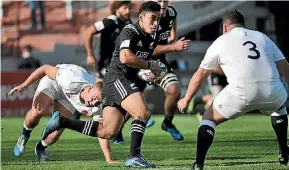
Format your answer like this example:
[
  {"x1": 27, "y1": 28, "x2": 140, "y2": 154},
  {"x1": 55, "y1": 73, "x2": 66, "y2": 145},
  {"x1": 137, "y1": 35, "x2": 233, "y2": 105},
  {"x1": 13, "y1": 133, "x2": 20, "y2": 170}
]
[{"x1": 1, "y1": 115, "x2": 288, "y2": 170}]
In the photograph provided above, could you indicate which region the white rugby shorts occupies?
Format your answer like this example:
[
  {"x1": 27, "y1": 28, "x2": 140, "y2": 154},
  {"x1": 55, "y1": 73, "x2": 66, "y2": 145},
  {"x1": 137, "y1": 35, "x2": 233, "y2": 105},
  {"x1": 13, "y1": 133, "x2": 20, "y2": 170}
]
[
  {"x1": 213, "y1": 82, "x2": 288, "y2": 119},
  {"x1": 36, "y1": 76, "x2": 75, "y2": 113}
]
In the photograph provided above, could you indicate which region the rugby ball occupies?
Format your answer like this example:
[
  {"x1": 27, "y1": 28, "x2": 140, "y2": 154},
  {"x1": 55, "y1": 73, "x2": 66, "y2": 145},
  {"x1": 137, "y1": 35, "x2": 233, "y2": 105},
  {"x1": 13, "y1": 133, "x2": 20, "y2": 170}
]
[
  {"x1": 137, "y1": 61, "x2": 167, "y2": 82},
  {"x1": 156, "y1": 61, "x2": 168, "y2": 81}
]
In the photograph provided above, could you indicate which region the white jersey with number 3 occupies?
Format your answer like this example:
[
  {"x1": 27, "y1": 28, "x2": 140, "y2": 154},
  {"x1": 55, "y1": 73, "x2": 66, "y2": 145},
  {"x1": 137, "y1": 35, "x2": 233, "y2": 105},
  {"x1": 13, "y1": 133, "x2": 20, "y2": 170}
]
[
  {"x1": 200, "y1": 27, "x2": 285, "y2": 84},
  {"x1": 200, "y1": 27, "x2": 287, "y2": 118}
]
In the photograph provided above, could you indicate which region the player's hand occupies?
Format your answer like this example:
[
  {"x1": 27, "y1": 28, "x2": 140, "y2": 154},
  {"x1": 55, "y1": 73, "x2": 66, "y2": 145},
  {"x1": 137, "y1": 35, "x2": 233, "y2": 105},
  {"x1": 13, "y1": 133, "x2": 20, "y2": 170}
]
[
  {"x1": 106, "y1": 160, "x2": 122, "y2": 164},
  {"x1": 8, "y1": 84, "x2": 26, "y2": 96},
  {"x1": 87, "y1": 55, "x2": 97, "y2": 67},
  {"x1": 173, "y1": 37, "x2": 191, "y2": 51},
  {"x1": 177, "y1": 98, "x2": 189, "y2": 113},
  {"x1": 149, "y1": 61, "x2": 161, "y2": 76}
]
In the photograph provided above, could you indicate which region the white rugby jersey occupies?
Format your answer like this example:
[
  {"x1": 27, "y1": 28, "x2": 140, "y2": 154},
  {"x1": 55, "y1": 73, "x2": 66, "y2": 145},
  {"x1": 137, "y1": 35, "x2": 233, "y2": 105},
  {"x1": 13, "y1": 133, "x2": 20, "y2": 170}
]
[
  {"x1": 200, "y1": 27, "x2": 285, "y2": 84},
  {"x1": 55, "y1": 64, "x2": 100, "y2": 116}
]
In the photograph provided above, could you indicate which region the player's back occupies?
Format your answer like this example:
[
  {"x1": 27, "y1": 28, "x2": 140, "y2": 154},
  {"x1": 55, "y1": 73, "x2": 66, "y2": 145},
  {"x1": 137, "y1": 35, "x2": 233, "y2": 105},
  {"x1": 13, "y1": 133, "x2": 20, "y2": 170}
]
[
  {"x1": 218, "y1": 27, "x2": 281, "y2": 84},
  {"x1": 215, "y1": 27, "x2": 286, "y2": 103}
]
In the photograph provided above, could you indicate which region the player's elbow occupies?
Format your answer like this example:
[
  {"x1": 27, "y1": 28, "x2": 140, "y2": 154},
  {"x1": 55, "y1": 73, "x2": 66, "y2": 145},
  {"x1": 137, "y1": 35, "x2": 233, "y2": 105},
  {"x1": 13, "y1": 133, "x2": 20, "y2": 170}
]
[
  {"x1": 120, "y1": 55, "x2": 128, "y2": 64},
  {"x1": 120, "y1": 50, "x2": 131, "y2": 64},
  {"x1": 83, "y1": 26, "x2": 96, "y2": 40}
]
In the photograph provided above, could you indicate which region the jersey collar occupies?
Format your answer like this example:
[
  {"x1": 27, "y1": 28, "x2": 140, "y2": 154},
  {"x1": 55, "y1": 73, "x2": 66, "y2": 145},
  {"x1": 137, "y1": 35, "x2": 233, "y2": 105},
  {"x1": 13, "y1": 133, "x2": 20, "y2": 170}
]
[{"x1": 136, "y1": 20, "x2": 148, "y2": 36}]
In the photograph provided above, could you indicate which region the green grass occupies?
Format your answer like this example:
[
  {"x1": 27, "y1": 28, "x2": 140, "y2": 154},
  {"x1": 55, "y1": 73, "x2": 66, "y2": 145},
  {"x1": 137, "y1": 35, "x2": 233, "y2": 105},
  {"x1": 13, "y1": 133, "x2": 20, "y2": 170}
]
[{"x1": 1, "y1": 115, "x2": 288, "y2": 170}]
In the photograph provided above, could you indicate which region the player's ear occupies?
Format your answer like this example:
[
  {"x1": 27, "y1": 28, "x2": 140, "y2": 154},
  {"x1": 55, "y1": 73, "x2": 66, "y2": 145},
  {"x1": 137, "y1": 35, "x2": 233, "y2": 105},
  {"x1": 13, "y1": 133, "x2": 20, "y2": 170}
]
[{"x1": 139, "y1": 13, "x2": 144, "y2": 22}]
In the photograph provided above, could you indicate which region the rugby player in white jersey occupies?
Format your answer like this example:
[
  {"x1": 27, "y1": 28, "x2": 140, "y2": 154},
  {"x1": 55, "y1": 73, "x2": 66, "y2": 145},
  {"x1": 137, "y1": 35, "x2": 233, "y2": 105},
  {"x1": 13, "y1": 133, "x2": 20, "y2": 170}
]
[
  {"x1": 8, "y1": 64, "x2": 118, "y2": 163},
  {"x1": 177, "y1": 10, "x2": 289, "y2": 170}
]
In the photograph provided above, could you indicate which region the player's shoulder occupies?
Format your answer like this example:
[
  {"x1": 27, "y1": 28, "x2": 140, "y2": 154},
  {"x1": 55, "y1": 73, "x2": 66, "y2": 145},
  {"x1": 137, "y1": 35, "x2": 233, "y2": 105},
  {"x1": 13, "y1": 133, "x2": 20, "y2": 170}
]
[
  {"x1": 122, "y1": 23, "x2": 139, "y2": 36},
  {"x1": 167, "y1": 6, "x2": 177, "y2": 17},
  {"x1": 105, "y1": 15, "x2": 119, "y2": 25}
]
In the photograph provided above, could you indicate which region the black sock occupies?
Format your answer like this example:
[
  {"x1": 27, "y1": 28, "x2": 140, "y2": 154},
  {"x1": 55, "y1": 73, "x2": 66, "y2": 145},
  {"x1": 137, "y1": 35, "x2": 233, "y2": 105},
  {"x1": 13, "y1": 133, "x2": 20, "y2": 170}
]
[
  {"x1": 163, "y1": 115, "x2": 174, "y2": 126},
  {"x1": 114, "y1": 124, "x2": 124, "y2": 141},
  {"x1": 21, "y1": 127, "x2": 32, "y2": 137},
  {"x1": 60, "y1": 116, "x2": 99, "y2": 137},
  {"x1": 271, "y1": 115, "x2": 288, "y2": 154},
  {"x1": 196, "y1": 125, "x2": 215, "y2": 166},
  {"x1": 130, "y1": 119, "x2": 146, "y2": 156},
  {"x1": 22, "y1": 123, "x2": 33, "y2": 137},
  {"x1": 36, "y1": 140, "x2": 48, "y2": 150}
]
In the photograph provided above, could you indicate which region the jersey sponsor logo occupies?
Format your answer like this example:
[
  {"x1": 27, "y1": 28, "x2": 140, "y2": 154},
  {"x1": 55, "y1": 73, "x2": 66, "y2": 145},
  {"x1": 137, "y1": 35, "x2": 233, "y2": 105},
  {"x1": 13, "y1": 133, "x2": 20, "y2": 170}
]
[
  {"x1": 158, "y1": 30, "x2": 171, "y2": 41},
  {"x1": 136, "y1": 51, "x2": 149, "y2": 60},
  {"x1": 137, "y1": 41, "x2": 143, "y2": 47}
]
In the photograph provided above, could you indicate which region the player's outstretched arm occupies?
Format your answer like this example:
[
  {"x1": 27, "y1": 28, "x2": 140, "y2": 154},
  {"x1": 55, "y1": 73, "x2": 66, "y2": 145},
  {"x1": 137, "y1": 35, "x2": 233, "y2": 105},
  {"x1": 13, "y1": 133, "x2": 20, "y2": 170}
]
[
  {"x1": 153, "y1": 37, "x2": 191, "y2": 55},
  {"x1": 178, "y1": 67, "x2": 212, "y2": 113},
  {"x1": 84, "y1": 25, "x2": 98, "y2": 67},
  {"x1": 8, "y1": 65, "x2": 58, "y2": 95},
  {"x1": 276, "y1": 59, "x2": 289, "y2": 84},
  {"x1": 97, "y1": 137, "x2": 121, "y2": 164}
]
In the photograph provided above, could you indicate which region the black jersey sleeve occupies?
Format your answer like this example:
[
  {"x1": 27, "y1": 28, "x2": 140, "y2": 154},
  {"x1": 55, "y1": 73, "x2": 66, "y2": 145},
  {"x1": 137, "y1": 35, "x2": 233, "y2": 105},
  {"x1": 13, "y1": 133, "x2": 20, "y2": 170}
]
[
  {"x1": 118, "y1": 24, "x2": 139, "y2": 51},
  {"x1": 93, "y1": 15, "x2": 118, "y2": 33},
  {"x1": 167, "y1": 6, "x2": 177, "y2": 18}
]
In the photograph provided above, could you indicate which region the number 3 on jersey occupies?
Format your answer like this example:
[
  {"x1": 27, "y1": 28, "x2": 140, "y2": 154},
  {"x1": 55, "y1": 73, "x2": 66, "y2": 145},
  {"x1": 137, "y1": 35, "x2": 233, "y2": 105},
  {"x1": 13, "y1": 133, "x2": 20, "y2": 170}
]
[{"x1": 243, "y1": 41, "x2": 260, "y2": 59}]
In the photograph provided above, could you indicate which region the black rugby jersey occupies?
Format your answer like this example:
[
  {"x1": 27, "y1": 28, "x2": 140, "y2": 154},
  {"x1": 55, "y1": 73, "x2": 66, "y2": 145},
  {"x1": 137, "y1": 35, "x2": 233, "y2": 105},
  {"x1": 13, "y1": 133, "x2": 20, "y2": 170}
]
[
  {"x1": 153, "y1": 6, "x2": 177, "y2": 66},
  {"x1": 94, "y1": 15, "x2": 132, "y2": 58},
  {"x1": 107, "y1": 21, "x2": 156, "y2": 77}
]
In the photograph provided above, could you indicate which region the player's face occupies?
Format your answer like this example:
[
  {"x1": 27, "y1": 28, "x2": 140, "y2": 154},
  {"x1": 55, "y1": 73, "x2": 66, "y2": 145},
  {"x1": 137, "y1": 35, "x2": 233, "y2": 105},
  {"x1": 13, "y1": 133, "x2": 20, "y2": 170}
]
[
  {"x1": 85, "y1": 87, "x2": 102, "y2": 107},
  {"x1": 117, "y1": 4, "x2": 131, "y2": 20},
  {"x1": 157, "y1": 0, "x2": 169, "y2": 16},
  {"x1": 140, "y1": 11, "x2": 161, "y2": 34}
]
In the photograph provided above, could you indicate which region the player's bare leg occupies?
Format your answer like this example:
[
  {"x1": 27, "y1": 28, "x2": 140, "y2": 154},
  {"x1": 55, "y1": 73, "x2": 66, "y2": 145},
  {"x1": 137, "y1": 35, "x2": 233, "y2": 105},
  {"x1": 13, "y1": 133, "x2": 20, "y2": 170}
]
[
  {"x1": 97, "y1": 106, "x2": 124, "y2": 139},
  {"x1": 112, "y1": 89, "x2": 156, "y2": 145},
  {"x1": 161, "y1": 83, "x2": 184, "y2": 141},
  {"x1": 14, "y1": 91, "x2": 52, "y2": 157},
  {"x1": 41, "y1": 106, "x2": 124, "y2": 140},
  {"x1": 113, "y1": 112, "x2": 131, "y2": 144},
  {"x1": 120, "y1": 92, "x2": 156, "y2": 168},
  {"x1": 35, "y1": 101, "x2": 73, "y2": 161},
  {"x1": 192, "y1": 104, "x2": 227, "y2": 170}
]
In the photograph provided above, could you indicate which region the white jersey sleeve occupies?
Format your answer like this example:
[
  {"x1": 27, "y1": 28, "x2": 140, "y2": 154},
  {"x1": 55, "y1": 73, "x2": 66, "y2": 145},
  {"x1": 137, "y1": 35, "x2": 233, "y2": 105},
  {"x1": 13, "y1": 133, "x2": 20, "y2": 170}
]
[
  {"x1": 265, "y1": 36, "x2": 285, "y2": 61},
  {"x1": 200, "y1": 39, "x2": 220, "y2": 70}
]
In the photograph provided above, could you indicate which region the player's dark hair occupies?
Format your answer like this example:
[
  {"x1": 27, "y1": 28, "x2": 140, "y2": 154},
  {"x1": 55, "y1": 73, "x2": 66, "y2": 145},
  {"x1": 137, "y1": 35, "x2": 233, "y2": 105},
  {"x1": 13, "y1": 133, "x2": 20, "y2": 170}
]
[
  {"x1": 110, "y1": 1, "x2": 131, "y2": 15},
  {"x1": 222, "y1": 10, "x2": 245, "y2": 26},
  {"x1": 94, "y1": 81, "x2": 102, "y2": 88},
  {"x1": 138, "y1": 1, "x2": 161, "y2": 15},
  {"x1": 23, "y1": 45, "x2": 33, "y2": 52}
]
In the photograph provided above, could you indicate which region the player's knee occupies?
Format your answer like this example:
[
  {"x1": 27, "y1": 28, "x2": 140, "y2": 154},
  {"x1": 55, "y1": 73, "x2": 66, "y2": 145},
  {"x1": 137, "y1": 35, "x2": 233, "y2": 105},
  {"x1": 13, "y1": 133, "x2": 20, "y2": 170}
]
[
  {"x1": 140, "y1": 108, "x2": 151, "y2": 121},
  {"x1": 30, "y1": 107, "x2": 47, "y2": 118},
  {"x1": 104, "y1": 131, "x2": 117, "y2": 140},
  {"x1": 166, "y1": 83, "x2": 181, "y2": 99}
]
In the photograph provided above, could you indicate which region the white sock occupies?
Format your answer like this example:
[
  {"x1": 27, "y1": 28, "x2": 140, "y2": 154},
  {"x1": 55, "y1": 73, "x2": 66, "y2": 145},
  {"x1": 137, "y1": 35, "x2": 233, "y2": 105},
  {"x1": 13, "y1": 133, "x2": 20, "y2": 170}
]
[
  {"x1": 23, "y1": 122, "x2": 33, "y2": 131},
  {"x1": 41, "y1": 140, "x2": 48, "y2": 147}
]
